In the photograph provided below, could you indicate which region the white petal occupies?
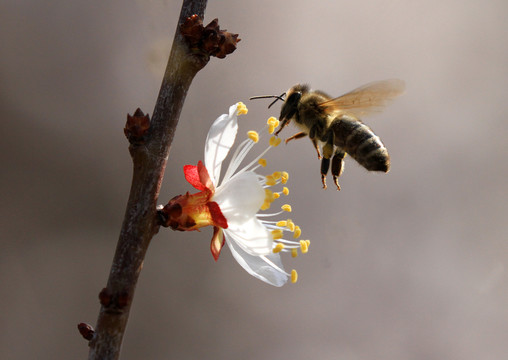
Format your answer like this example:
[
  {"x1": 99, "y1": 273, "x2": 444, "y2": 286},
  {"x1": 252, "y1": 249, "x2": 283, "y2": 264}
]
[
  {"x1": 204, "y1": 103, "x2": 239, "y2": 186},
  {"x1": 213, "y1": 171, "x2": 265, "y2": 222},
  {"x1": 225, "y1": 236, "x2": 288, "y2": 287},
  {"x1": 214, "y1": 172, "x2": 271, "y2": 256},
  {"x1": 224, "y1": 218, "x2": 273, "y2": 256}
]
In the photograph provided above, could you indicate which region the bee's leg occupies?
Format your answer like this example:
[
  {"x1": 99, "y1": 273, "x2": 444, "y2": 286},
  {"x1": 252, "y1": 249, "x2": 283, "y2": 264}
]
[
  {"x1": 309, "y1": 123, "x2": 321, "y2": 139},
  {"x1": 312, "y1": 138, "x2": 322, "y2": 159},
  {"x1": 309, "y1": 123, "x2": 325, "y2": 159},
  {"x1": 320, "y1": 131, "x2": 335, "y2": 189},
  {"x1": 320, "y1": 157, "x2": 330, "y2": 189},
  {"x1": 274, "y1": 118, "x2": 290, "y2": 136},
  {"x1": 331, "y1": 149, "x2": 346, "y2": 191},
  {"x1": 285, "y1": 132, "x2": 307, "y2": 144}
]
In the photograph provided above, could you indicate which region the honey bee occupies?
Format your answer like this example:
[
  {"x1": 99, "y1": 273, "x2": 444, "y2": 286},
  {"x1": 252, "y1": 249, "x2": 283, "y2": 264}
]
[{"x1": 250, "y1": 79, "x2": 405, "y2": 190}]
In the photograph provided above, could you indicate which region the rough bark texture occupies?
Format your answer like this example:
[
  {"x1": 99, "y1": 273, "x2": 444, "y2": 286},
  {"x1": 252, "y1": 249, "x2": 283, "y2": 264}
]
[{"x1": 87, "y1": 1, "x2": 208, "y2": 359}]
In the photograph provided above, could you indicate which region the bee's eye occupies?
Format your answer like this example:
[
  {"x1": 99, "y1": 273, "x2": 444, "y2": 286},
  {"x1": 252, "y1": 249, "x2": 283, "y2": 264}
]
[{"x1": 287, "y1": 92, "x2": 302, "y2": 106}]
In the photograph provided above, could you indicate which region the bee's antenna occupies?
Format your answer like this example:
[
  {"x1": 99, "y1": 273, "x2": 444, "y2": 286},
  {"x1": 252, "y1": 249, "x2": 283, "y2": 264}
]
[
  {"x1": 249, "y1": 92, "x2": 286, "y2": 109},
  {"x1": 268, "y1": 92, "x2": 286, "y2": 108}
]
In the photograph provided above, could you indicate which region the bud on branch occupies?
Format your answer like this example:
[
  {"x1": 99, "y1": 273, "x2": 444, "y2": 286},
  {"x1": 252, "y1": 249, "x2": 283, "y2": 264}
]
[{"x1": 180, "y1": 15, "x2": 240, "y2": 59}]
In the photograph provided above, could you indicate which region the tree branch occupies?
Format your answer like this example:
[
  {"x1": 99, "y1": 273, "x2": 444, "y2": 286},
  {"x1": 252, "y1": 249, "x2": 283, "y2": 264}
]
[{"x1": 87, "y1": 1, "x2": 208, "y2": 359}]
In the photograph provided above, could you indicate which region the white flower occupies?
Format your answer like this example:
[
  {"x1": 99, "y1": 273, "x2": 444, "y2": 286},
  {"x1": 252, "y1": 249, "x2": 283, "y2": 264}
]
[{"x1": 160, "y1": 103, "x2": 309, "y2": 286}]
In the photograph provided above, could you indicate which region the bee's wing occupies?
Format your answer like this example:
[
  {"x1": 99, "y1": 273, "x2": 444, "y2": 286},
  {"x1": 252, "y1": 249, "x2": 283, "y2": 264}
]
[{"x1": 319, "y1": 79, "x2": 405, "y2": 117}]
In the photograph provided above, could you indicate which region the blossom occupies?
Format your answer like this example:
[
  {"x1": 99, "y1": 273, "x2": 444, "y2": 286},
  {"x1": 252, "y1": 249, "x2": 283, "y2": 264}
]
[{"x1": 159, "y1": 102, "x2": 310, "y2": 286}]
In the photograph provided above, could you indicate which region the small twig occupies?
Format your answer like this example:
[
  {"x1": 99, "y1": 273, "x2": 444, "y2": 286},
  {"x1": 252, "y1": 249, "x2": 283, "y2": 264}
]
[{"x1": 84, "y1": 1, "x2": 230, "y2": 359}]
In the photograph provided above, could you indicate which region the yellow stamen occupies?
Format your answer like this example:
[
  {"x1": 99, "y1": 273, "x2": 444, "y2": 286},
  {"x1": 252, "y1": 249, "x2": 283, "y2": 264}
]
[
  {"x1": 273, "y1": 193, "x2": 280, "y2": 199},
  {"x1": 267, "y1": 117, "x2": 279, "y2": 135},
  {"x1": 281, "y1": 171, "x2": 289, "y2": 184},
  {"x1": 272, "y1": 171, "x2": 282, "y2": 180},
  {"x1": 269, "y1": 136, "x2": 281, "y2": 147},
  {"x1": 282, "y1": 204, "x2": 292, "y2": 212},
  {"x1": 265, "y1": 175, "x2": 276, "y2": 186},
  {"x1": 276, "y1": 220, "x2": 287, "y2": 227},
  {"x1": 305, "y1": 240, "x2": 311, "y2": 247},
  {"x1": 247, "y1": 130, "x2": 259, "y2": 143},
  {"x1": 273, "y1": 243, "x2": 285, "y2": 253},
  {"x1": 236, "y1": 102, "x2": 248, "y2": 115},
  {"x1": 300, "y1": 240, "x2": 309, "y2": 254},
  {"x1": 271, "y1": 229, "x2": 283, "y2": 240},
  {"x1": 261, "y1": 189, "x2": 274, "y2": 210},
  {"x1": 265, "y1": 188, "x2": 274, "y2": 200},
  {"x1": 291, "y1": 269, "x2": 298, "y2": 283},
  {"x1": 282, "y1": 187, "x2": 289, "y2": 195},
  {"x1": 258, "y1": 158, "x2": 267, "y2": 167},
  {"x1": 287, "y1": 219, "x2": 295, "y2": 232},
  {"x1": 293, "y1": 226, "x2": 301, "y2": 238},
  {"x1": 267, "y1": 116, "x2": 279, "y2": 126},
  {"x1": 291, "y1": 248, "x2": 298, "y2": 258}
]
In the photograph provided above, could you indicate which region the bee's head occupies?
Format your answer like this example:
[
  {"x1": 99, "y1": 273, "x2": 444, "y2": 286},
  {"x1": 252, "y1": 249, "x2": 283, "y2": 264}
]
[
  {"x1": 279, "y1": 84, "x2": 309, "y2": 123},
  {"x1": 248, "y1": 84, "x2": 309, "y2": 136}
]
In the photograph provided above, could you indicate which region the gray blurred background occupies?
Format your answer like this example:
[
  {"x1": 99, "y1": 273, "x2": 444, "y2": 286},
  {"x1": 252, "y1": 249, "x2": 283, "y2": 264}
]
[{"x1": 2, "y1": 0, "x2": 508, "y2": 359}]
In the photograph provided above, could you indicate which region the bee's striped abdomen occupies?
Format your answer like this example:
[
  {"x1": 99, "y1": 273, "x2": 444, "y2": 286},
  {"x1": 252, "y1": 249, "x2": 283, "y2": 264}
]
[{"x1": 332, "y1": 116, "x2": 390, "y2": 172}]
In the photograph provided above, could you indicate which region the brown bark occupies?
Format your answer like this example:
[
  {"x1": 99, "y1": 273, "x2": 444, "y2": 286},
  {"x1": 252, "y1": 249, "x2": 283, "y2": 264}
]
[{"x1": 87, "y1": 1, "x2": 208, "y2": 359}]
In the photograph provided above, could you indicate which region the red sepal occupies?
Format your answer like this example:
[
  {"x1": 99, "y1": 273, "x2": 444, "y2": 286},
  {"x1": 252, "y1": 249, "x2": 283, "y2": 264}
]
[
  {"x1": 183, "y1": 164, "x2": 205, "y2": 191},
  {"x1": 210, "y1": 226, "x2": 225, "y2": 261},
  {"x1": 183, "y1": 161, "x2": 214, "y2": 192},
  {"x1": 207, "y1": 201, "x2": 228, "y2": 229},
  {"x1": 197, "y1": 161, "x2": 214, "y2": 191}
]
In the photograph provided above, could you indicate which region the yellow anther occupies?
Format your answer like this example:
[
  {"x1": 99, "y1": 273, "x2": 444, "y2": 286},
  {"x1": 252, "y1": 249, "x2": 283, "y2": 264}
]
[
  {"x1": 261, "y1": 201, "x2": 271, "y2": 211},
  {"x1": 282, "y1": 187, "x2": 289, "y2": 195},
  {"x1": 291, "y1": 248, "x2": 298, "y2": 258},
  {"x1": 261, "y1": 189, "x2": 273, "y2": 210},
  {"x1": 264, "y1": 188, "x2": 274, "y2": 200},
  {"x1": 236, "y1": 102, "x2": 248, "y2": 115},
  {"x1": 287, "y1": 220, "x2": 295, "y2": 232},
  {"x1": 265, "y1": 175, "x2": 276, "y2": 186},
  {"x1": 273, "y1": 243, "x2": 285, "y2": 253},
  {"x1": 276, "y1": 220, "x2": 288, "y2": 227},
  {"x1": 305, "y1": 240, "x2": 311, "y2": 247},
  {"x1": 273, "y1": 193, "x2": 280, "y2": 199},
  {"x1": 247, "y1": 130, "x2": 259, "y2": 143},
  {"x1": 269, "y1": 136, "x2": 282, "y2": 147},
  {"x1": 258, "y1": 158, "x2": 267, "y2": 167},
  {"x1": 272, "y1": 171, "x2": 282, "y2": 180},
  {"x1": 300, "y1": 240, "x2": 309, "y2": 254},
  {"x1": 282, "y1": 204, "x2": 292, "y2": 212},
  {"x1": 269, "y1": 120, "x2": 280, "y2": 134},
  {"x1": 293, "y1": 226, "x2": 301, "y2": 238},
  {"x1": 271, "y1": 229, "x2": 283, "y2": 240},
  {"x1": 291, "y1": 269, "x2": 298, "y2": 283},
  {"x1": 261, "y1": 189, "x2": 274, "y2": 210},
  {"x1": 281, "y1": 171, "x2": 289, "y2": 184},
  {"x1": 267, "y1": 116, "x2": 279, "y2": 127}
]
